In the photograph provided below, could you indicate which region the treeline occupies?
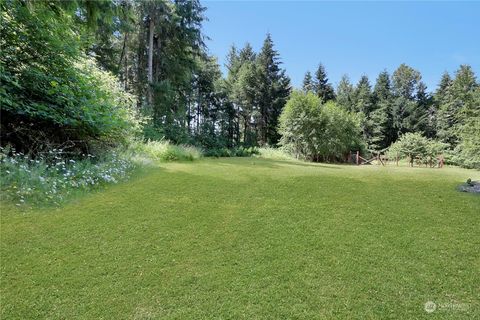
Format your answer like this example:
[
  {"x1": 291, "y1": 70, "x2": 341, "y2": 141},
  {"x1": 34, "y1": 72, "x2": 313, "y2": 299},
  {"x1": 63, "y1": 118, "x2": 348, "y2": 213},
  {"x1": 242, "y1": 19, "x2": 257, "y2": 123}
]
[
  {"x1": 296, "y1": 63, "x2": 479, "y2": 167},
  {"x1": 302, "y1": 64, "x2": 479, "y2": 152},
  {"x1": 1, "y1": 0, "x2": 290, "y2": 154},
  {"x1": 1, "y1": 0, "x2": 479, "y2": 168}
]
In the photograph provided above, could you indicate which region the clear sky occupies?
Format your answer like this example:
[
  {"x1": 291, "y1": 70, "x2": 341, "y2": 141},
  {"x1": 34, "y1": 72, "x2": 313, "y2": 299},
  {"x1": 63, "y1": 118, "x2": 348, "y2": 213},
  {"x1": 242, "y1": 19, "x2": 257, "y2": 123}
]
[{"x1": 202, "y1": 1, "x2": 480, "y2": 92}]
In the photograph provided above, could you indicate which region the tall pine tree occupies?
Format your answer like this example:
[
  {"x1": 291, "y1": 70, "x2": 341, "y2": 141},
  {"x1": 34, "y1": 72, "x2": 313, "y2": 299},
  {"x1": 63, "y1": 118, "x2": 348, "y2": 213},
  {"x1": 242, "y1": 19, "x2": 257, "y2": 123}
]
[
  {"x1": 313, "y1": 63, "x2": 335, "y2": 103},
  {"x1": 371, "y1": 70, "x2": 394, "y2": 149},
  {"x1": 391, "y1": 64, "x2": 423, "y2": 139},
  {"x1": 353, "y1": 76, "x2": 375, "y2": 150},
  {"x1": 256, "y1": 34, "x2": 291, "y2": 145},
  {"x1": 302, "y1": 71, "x2": 314, "y2": 93},
  {"x1": 336, "y1": 75, "x2": 355, "y2": 112}
]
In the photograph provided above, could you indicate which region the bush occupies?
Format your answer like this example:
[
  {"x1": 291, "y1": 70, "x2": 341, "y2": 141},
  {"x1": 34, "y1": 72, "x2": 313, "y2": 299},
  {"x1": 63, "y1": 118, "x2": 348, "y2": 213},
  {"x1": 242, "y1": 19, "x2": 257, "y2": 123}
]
[
  {"x1": 278, "y1": 91, "x2": 364, "y2": 162},
  {"x1": 0, "y1": 146, "x2": 135, "y2": 206},
  {"x1": 0, "y1": 4, "x2": 141, "y2": 156},
  {"x1": 387, "y1": 133, "x2": 448, "y2": 167}
]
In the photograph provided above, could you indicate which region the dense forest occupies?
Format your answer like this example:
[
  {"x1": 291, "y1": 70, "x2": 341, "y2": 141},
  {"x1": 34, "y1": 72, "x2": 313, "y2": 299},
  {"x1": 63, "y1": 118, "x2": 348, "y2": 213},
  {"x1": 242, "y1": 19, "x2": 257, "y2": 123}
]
[{"x1": 1, "y1": 0, "x2": 479, "y2": 205}]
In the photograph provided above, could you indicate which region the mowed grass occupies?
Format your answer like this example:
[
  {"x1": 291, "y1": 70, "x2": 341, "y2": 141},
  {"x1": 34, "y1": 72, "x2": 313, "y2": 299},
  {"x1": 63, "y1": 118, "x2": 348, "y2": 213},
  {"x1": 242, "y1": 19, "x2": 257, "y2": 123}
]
[{"x1": 1, "y1": 158, "x2": 479, "y2": 319}]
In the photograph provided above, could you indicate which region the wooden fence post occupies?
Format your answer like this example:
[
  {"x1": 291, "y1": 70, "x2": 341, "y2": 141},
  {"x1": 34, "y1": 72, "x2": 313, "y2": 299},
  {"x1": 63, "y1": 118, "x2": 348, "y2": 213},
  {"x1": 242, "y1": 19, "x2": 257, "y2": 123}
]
[{"x1": 356, "y1": 151, "x2": 359, "y2": 165}]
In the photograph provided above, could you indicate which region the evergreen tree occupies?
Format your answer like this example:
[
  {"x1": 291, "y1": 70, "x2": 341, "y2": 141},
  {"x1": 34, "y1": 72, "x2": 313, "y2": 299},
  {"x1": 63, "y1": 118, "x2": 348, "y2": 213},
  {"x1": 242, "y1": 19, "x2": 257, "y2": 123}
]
[
  {"x1": 451, "y1": 65, "x2": 479, "y2": 122},
  {"x1": 398, "y1": 81, "x2": 431, "y2": 136},
  {"x1": 413, "y1": 82, "x2": 434, "y2": 137},
  {"x1": 230, "y1": 57, "x2": 258, "y2": 146},
  {"x1": 391, "y1": 64, "x2": 423, "y2": 139},
  {"x1": 302, "y1": 71, "x2": 314, "y2": 93},
  {"x1": 227, "y1": 43, "x2": 260, "y2": 146},
  {"x1": 224, "y1": 45, "x2": 241, "y2": 145},
  {"x1": 436, "y1": 65, "x2": 479, "y2": 146},
  {"x1": 435, "y1": 72, "x2": 453, "y2": 104},
  {"x1": 336, "y1": 75, "x2": 355, "y2": 112},
  {"x1": 256, "y1": 34, "x2": 291, "y2": 145},
  {"x1": 225, "y1": 45, "x2": 240, "y2": 74},
  {"x1": 434, "y1": 72, "x2": 454, "y2": 144},
  {"x1": 313, "y1": 63, "x2": 335, "y2": 103},
  {"x1": 373, "y1": 70, "x2": 392, "y2": 102},
  {"x1": 238, "y1": 43, "x2": 256, "y2": 64},
  {"x1": 353, "y1": 75, "x2": 373, "y2": 114},
  {"x1": 353, "y1": 76, "x2": 375, "y2": 149},
  {"x1": 369, "y1": 71, "x2": 394, "y2": 149}
]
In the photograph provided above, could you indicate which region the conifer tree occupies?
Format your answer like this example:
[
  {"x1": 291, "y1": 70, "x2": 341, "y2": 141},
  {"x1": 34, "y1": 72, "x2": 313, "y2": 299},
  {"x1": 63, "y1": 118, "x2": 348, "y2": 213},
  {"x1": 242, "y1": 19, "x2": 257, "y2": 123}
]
[
  {"x1": 391, "y1": 64, "x2": 422, "y2": 139},
  {"x1": 336, "y1": 75, "x2": 355, "y2": 112},
  {"x1": 256, "y1": 34, "x2": 291, "y2": 145},
  {"x1": 313, "y1": 63, "x2": 335, "y2": 103},
  {"x1": 353, "y1": 76, "x2": 375, "y2": 149},
  {"x1": 302, "y1": 71, "x2": 314, "y2": 93},
  {"x1": 434, "y1": 72, "x2": 454, "y2": 144},
  {"x1": 436, "y1": 65, "x2": 479, "y2": 146},
  {"x1": 371, "y1": 70, "x2": 394, "y2": 149}
]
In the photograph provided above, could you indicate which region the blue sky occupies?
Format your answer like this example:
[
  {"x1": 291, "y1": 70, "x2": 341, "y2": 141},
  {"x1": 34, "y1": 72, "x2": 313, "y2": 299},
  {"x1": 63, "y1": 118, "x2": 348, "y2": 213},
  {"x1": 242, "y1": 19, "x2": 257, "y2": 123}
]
[{"x1": 202, "y1": 1, "x2": 480, "y2": 92}]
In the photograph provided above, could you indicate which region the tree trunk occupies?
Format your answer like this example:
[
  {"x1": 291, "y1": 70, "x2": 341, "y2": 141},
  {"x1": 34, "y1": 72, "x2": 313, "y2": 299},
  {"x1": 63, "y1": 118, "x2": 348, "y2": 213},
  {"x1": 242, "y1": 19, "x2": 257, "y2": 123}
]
[
  {"x1": 124, "y1": 34, "x2": 129, "y2": 91},
  {"x1": 147, "y1": 17, "x2": 154, "y2": 106}
]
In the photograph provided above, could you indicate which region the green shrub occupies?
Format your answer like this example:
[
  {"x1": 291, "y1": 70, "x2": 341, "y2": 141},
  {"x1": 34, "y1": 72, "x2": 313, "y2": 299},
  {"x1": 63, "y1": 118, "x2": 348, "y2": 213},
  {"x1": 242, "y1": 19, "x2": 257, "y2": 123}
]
[
  {"x1": 387, "y1": 133, "x2": 448, "y2": 167},
  {"x1": 278, "y1": 91, "x2": 364, "y2": 162},
  {"x1": 0, "y1": 3, "x2": 141, "y2": 155}
]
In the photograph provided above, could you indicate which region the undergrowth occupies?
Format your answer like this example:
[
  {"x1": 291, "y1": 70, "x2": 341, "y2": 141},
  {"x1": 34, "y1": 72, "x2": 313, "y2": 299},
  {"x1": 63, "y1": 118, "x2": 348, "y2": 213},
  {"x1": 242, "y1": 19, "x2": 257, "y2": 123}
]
[{"x1": 0, "y1": 141, "x2": 203, "y2": 207}]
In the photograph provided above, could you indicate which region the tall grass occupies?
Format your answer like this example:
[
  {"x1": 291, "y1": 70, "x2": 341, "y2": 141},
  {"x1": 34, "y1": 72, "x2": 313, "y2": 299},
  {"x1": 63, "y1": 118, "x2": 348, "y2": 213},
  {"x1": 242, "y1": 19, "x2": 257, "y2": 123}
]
[
  {"x1": 0, "y1": 141, "x2": 203, "y2": 207},
  {"x1": 256, "y1": 147, "x2": 294, "y2": 160},
  {"x1": 132, "y1": 140, "x2": 202, "y2": 162},
  {"x1": 0, "y1": 147, "x2": 135, "y2": 206}
]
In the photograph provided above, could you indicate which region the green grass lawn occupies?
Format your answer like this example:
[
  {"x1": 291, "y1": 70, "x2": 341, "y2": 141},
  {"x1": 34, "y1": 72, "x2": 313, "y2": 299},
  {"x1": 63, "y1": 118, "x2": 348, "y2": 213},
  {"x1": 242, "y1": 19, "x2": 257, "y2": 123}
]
[{"x1": 1, "y1": 158, "x2": 479, "y2": 319}]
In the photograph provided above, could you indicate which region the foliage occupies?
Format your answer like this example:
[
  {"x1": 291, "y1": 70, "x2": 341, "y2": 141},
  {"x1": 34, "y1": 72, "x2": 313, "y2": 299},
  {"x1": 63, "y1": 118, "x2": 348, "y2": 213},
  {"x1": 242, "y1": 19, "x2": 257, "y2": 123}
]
[
  {"x1": 225, "y1": 36, "x2": 290, "y2": 147},
  {"x1": 313, "y1": 63, "x2": 335, "y2": 103},
  {"x1": 336, "y1": 75, "x2": 355, "y2": 112},
  {"x1": 0, "y1": 2, "x2": 140, "y2": 155},
  {"x1": 133, "y1": 140, "x2": 203, "y2": 162},
  {"x1": 2, "y1": 0, "x2": 479, "y2": 173},
  {"x1": 302, "y1": 71, "x2": 314, "y2": 93},
  {"x1": 256, "y1": 147, "x2": 294, "y2": 160},
  {"x1": 203, "y1": 146, "x2": 259, "y2": 158},
  {"x1": 452, "y1": 117, "x2": 480, "y2": 169},
  {"x1": 0, "y1": 139, "x2": 205, "y2": 207},
  {"x1": 435, "y1": 66, "x2": 479, "y2": 147},
  {"x1": 255, "y1": 34, "x2": 291, "y2": 145},
  {"x1": 387, "y1": 133, "x2": 447, "y2": 167},
  {"x1": 279, "y1": 91, "x2": 364, "y2": 162},
  {"x1": 390, "y1": 64, "x2": 429, "y2": 139},
  {"x1": 0, "y1": 146, "x2": 135, "y2": 206}
]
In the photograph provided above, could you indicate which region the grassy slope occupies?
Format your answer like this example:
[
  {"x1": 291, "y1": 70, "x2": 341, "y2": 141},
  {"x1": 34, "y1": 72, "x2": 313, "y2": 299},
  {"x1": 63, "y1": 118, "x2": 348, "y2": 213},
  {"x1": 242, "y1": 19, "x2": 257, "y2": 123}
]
[{"x1": 1, "y1": 158, "x2": 479, "y2": 319}]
